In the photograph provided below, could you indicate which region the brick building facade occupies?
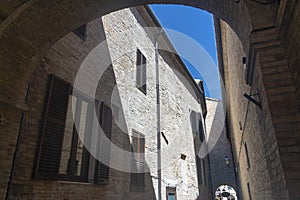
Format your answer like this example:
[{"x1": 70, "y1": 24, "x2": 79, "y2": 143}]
[
  {"x1": 1, "y1": 0, "x2": 299, "y2": 199},
  {"x1": 1, "y1": 6, "x2": 208, "y2": 200}
]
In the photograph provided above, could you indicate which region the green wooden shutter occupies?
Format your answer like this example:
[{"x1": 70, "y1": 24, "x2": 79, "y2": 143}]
[
  {"x1": 38, "y1": 75, "x2": 70, "y2": 175},
  {"x1": 94, "y1": 103, "x2": 112, "y2": 183}
]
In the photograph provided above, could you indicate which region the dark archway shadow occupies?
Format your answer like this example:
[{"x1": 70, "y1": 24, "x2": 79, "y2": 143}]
[{"x1": 0, "y1": 0, "x2": 280, "y2": 107}]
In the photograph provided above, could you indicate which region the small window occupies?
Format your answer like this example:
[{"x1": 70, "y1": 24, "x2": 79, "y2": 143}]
[
  {"x1": 136, "y1": 49, "x2": 147, "y2": 94},
  {"x1": 130, "y1": 130, "x2": 145, "y2": 192},
  {"x1": 166, "y1": 187, "x2": 176, "y2": 200},
  {"x1": 73, "y1": 24, "x2": 87, "y2": 41},
  {"x1": 198, "y1": 118, "x2": 205, "y2": 142},
  {"x1": 245, "y1": 143, "x2": 250, "y2": 169}
]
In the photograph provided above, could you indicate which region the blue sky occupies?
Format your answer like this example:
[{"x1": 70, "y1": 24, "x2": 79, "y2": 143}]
[{"x1": 149, "y1": 5, "x2": 220, "y2": 99}]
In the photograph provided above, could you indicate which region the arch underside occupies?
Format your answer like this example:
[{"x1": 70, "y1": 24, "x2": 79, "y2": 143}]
[
  {"x1": 0, "y1": 0, "x2": 278, "y2": 106},
  {"x1": 1, "y1": 0, "x2": 298, "y2": 199}
]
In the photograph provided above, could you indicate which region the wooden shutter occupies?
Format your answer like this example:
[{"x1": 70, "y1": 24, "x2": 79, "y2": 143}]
[
  {"x1": 37, "y1": 75, "x2": 70, "y2": 175},
  {"x1": 94, "y1": 103, "x2": 112, "y2": 183},
  {"x1": 130, "y1": 131, "x2": 145, "y2": 190}
]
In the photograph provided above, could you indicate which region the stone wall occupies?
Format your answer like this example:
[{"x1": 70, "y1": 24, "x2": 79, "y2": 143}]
[
  {"x1": 216, "y1": 17, "x2": 297, "y2": 199},
  {"x1": 0, "y1": 0, "x2": 287, "y2": 198},
  {"x1": 205, "y1": 98, "x2": 237, "y2": 197},
  {"x1": 2, "y1": 6, "x2": 207, "y2": 200},
  {"x1": 215, "y1": 1, "x2": 300, "y2": 199},
  {"x1": 5, "y1": 16, "x2": 141, "y2": 200},
  {"x1": 102, "y1": 7, "x2": 207, "y2": 199}
]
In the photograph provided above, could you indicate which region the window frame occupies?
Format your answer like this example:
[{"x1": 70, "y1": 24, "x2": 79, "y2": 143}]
[
  {"x1": 33, "y1": 74, "x2": 111, "y2": 183},
  {"x1": 166, "y1": 187, "x2": 177, "y2": 200},
  {"x1": 136, "y1": 49, "x2": 147, "y2": 94},
  {"x1": 130, "y1": 129, "x2": 145, "y2": 192}
]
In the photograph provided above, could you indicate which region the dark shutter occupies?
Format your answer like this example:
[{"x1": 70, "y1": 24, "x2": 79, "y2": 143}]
[
  {"x1": 136, "y1": 50, "x2": 142, "y2": 89},
  {"x1": 198, "y1": 117, "x2": 205, "y2": 142},
  {"x1": 141, "y1": 54, "x2": 147, "y2": 93},
  {"x1": 94, "y1": 103, "x2": 112, "y2": 183},
  {"x1": 137, "y1": 136, "x2": 145, "y2": 186},
  {"x1": 130, "y1": 131, "x2": 145, "y2": 191},
  {"x1": 136, "y1": 49, "x2": 147, "y2": 94},
  {"x1": 38, "y1": 75, "x2": 70, "y2": 174}
]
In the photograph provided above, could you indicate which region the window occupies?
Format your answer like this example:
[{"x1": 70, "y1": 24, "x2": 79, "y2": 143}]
[
  {"x1": 136, "y1": 49, "x2": 147, "y2": 94},
  {"x1": 245, "y1": 143, "x2": 250, "y2": 169},
  {"x1": 198, "y1": 117, "x2": 205, "y2": 142},
  {"x1": 94, "y1": 102, "x2": 113, "y2": 184},
  {"x1": 190, "y1": 110, "x2": 204, "y2": 142},
  {"x1": 130, "y1": 130, "x2": 145, "y2": 192},
  {"x1": 73, "y1": 24, "x2": 87, "y2": 41},
  {"x1": 166, "y1": 187, "x2": 176, "y2": 200},
  {"x1": 34, "y1": 75, "x2": 112, "y2": 183}
]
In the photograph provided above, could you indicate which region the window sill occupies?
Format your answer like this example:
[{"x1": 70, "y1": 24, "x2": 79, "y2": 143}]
[{"x1": 57, "y1": 180, "x2": 93, "y2": 185}]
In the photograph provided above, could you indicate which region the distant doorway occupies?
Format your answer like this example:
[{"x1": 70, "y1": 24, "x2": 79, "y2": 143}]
[{"x1": 215, "y1": 185, "x2": 237, "y2": 200}]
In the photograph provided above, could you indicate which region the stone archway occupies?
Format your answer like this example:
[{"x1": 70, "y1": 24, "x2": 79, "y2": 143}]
[
  {"x1": 215, "y1": 185, "x2": 238, "y2": 200},
  {"x1": 0, "y1": 0, "x2": 280, "y2": 108},
  {"x1": 1, "y1": 0, "x2": 299, "y2": 199}
]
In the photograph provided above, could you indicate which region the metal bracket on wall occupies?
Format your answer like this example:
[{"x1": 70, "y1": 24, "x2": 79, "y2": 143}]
[
  {"x1": 161, "y1": 132, "x2": 169, "y2": 145},
  {"x1": 243, "y1": 92, "x2": 262, "y2": 110}
]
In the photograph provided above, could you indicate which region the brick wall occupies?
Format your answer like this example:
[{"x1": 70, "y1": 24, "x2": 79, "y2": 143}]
[
  {"x1": 217, "y1": 2, "x2": 300, "y2": 196},
  {"x1": 218, "y1": 20, "x2": 283, "y2": 199},
  {"x1": 3, "y1": 6, "x2": 207, "y2": 200}
]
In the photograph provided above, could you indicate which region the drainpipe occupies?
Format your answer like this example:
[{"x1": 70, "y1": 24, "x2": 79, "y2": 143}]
[{"x1": 155, "y1": 29, "x2": 163, "y2": 200}]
